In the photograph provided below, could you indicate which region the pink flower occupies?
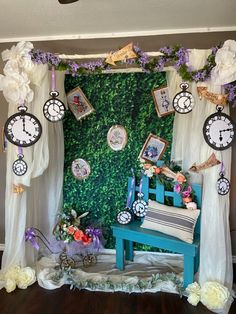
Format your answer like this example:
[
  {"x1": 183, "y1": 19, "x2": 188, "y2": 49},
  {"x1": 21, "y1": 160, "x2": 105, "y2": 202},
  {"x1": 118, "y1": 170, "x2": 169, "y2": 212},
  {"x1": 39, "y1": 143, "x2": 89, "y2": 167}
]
[
  {"x1": 182, "y1": 186, "x2": 192, "y2": 198},
  {"x1": 174, "y1": 184, "x2": 181, "y2": 194}
]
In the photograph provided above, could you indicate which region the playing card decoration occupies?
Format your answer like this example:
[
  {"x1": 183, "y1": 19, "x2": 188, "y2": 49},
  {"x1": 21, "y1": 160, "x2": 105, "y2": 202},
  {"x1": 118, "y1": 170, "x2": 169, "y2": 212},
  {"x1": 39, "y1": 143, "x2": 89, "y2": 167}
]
[{"x1": 43, "y1": 66, "x2": 66, "y2": 122}]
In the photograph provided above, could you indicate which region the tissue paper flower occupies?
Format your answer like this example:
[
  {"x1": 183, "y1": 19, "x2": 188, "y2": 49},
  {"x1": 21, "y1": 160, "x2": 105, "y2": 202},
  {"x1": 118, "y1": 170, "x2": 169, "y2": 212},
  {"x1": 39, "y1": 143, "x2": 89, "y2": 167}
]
[{"x1": 200, "y1": 281, "x2": 230, "y2": 310}]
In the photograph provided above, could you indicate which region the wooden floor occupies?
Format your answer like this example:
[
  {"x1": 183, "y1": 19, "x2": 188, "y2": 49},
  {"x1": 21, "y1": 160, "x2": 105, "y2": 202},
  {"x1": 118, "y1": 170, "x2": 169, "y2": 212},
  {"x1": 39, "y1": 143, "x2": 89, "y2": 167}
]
[{"x1": 0, "y1": 252, "x2": 235, "y2": 314}]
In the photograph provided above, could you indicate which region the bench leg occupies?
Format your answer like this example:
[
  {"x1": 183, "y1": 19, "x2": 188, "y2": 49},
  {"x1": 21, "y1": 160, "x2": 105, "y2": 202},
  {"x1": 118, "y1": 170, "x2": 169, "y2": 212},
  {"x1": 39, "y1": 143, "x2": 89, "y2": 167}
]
[
  {"x1": 125, "y1": 240, "x2": 134, "y2": 261},
  {"x1": 184, "y1": 255, "x2": 194, "y2": 288},
  {"x1": 115, "y1": 237, "x2": 125, "y2": 270},
  {"x1": 194, "y1": 251, "x2": 200, "y2": 273}
]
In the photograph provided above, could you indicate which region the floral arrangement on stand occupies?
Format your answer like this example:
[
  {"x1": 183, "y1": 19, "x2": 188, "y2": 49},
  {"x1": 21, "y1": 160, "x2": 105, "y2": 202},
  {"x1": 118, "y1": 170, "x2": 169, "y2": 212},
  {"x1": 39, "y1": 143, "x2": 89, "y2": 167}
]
[
  {"x1": 140, "y1": 159, "x2": 197, "y2": 209},
  {"x1": 53, "y1": 209, "x2": 103, "y2": 256}
]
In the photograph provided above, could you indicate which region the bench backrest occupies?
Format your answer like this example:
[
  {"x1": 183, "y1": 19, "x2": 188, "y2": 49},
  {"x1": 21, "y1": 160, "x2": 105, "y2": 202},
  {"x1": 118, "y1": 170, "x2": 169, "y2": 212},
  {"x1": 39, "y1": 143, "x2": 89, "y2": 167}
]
[{"x1": 128, "y1": 174, "x2": 202, "y2": 236}]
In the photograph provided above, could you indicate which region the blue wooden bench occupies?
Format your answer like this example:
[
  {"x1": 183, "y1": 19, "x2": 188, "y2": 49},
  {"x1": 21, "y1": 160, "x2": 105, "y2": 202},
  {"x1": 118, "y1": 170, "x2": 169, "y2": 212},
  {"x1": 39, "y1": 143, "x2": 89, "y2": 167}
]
[{"x1": 112, "y1": 175, "x2": 202, "y2": 288}]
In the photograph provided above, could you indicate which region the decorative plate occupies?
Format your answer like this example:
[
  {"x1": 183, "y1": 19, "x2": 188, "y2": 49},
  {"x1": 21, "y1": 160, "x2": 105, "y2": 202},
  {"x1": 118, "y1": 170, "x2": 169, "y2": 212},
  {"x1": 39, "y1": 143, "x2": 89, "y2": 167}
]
[
  {"x1": 71, "y1": 158, "x2": 91, "y2": 180},
  {"x1": 107, "y1": 125, "x2": 128, "y2": 151}
]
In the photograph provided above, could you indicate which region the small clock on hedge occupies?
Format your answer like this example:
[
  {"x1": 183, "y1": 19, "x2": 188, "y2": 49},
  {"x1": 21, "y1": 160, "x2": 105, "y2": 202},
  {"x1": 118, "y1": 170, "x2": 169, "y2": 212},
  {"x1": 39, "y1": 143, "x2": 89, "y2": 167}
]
[
  {"x1": 43, "y1": 91, "x2": 66, "y2": 122},
  {"x1": 4, "y1": 105, "x2": 42, "y2": 147},
  {"x1": 173, "y1": 82, "x2": 194, "y2": 114},
  {"x1": 116, "y1": 209, "x2": 132, "y2": 225},
  {"x1": 12, "y1": 154, "x2": 28, "y2": 176},
  {"x1": 132, "y1": 192, "x2": 148, "y2": 218},
  {"x1": 217, "y1": 173, "x2": 230, "y2": 195},
  {"x1": 203, "y1": 106, "x2": 235, "y2": 151}
]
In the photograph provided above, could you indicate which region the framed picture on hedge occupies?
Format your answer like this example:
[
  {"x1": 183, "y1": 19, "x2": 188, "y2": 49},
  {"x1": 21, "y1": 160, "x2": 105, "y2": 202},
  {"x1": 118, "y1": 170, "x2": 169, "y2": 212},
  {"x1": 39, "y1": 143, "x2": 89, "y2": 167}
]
[
  {"x1": 67, "y1": 86, "x2": 94, "y2": 121},
  {"x1": 139, "y1": 133, "x2": 168, "y2": 163},
  {"x1": 151, "y1": 86, "x2": 174, "y2": 117},
  {"x1": 107, "y1": 125, "x2": 128, "y2": 151}
]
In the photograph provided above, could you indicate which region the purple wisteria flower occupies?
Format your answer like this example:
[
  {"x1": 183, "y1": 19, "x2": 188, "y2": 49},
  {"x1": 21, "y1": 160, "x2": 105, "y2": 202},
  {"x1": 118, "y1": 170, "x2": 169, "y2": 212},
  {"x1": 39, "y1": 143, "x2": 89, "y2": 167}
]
[{"x1": 174, "y1": 184, "x2": 181, "y2": 194}]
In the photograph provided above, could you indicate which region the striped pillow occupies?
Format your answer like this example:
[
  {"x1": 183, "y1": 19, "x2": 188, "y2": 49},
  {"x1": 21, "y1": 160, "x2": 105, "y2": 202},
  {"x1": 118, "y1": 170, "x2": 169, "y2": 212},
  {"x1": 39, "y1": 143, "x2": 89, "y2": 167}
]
[{"x1": 140, "y1": 200, "x2": 200, "y2": 244}]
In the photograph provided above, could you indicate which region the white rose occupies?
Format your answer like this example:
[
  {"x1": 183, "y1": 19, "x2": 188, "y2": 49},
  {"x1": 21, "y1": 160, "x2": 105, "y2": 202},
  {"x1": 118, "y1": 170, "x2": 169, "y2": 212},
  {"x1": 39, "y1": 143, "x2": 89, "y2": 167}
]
[
  {"x1": 186, "y1": 282, "x2": 201, "y2": 295},
  {"x1": 0, "y1": 71, "x2": 33, "y2": 105},
  {"x1": 144, "y1": 169, "x2": 154, "y2": 178},
  {"x1": 5, "y1": 278, "x2": 16, "y2": 293},
  {"x1": 187, "y1": 293, "x2": 200, "y2": 306},
  {"x1": 2, "y1": 41, "x2": 33, "y2": 63},
  {"x1": 5, "y1": 265, "x2": 20, "y2": 280},
  {"x1": 200, "y1": 281, "x2": 230, "y2": 310},
  {"x1": 17, "y1": 267, "x2": 36, "y2": 289},
  {"x1": 211, "y1": 39, "x2": 236, "y2": 84},
  {"x1": 3, "y1": 60, "x2": 20, "y2": 76}
]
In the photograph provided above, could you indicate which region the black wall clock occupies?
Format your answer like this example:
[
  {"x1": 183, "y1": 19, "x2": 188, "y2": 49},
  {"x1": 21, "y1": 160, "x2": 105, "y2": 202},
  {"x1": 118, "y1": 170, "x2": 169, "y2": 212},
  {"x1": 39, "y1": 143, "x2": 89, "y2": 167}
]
[
  {"x1": 203, "y1": 106, "x2": 235, "y2": 150},
  {"x1": 132, "y1": 192, "x2": 148, "y2": 218},
  {"x1": 217, "y1": 174, "x2": 230, "y2": 195},
  {"x1": 116, "y1": 209, "x2": 132, "y2": 225},
  {"x1": 12, "y1": 154, "x2": 28, "y2": 176},
  {"x1": 4, "y1": 105, "x2": 42, "y2": 147},
  {"x1": 43, "y1": 91, "x2": 66, "y2": 122},
  {"x1": 173, "y1": 82, "x2": 194, "y2": 114}
]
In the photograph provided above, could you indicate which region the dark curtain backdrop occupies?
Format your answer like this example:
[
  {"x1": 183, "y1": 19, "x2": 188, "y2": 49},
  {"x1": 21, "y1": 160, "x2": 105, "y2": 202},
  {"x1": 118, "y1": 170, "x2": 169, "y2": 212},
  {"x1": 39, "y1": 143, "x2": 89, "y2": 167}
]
[{"x1": 63, "y1": 72, "x2": 174, "y2": 248}]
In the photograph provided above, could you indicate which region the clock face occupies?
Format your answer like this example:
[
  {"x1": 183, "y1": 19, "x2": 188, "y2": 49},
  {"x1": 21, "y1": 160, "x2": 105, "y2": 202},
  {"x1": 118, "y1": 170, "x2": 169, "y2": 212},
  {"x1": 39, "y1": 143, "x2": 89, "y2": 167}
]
[
  {"x1": 12, "y1": 157, "x2": 28, "y2": 176},
  {"x1": 217, "y1": 176, "x2": 230, "y2": 195},
  {"x1": 4, "y1": 111, "x2": 42, "y2": 147},
  {"x1": 43, "y1": 97, "x2": 65, "y2": 122},
  {"x1": 117, "y1": 210, "x2": 132, "y2": 224},
  {"x1": 132, "y1": 195, "x2": 148, "y2": 218},
  {"x1": 203, "y1": 112, "x2": 235, "y2": 150},
  {"x1": 173, "y1": 83, "x2": 194, "y2": 114}
]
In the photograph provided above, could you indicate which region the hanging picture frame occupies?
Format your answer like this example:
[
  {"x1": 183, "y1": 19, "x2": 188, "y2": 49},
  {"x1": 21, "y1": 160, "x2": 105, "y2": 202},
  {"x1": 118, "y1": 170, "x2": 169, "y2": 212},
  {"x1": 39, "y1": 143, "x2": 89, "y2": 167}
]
[
  {"x1": 71, "y1": 158, "x2": 91, "y2": 180},
  {"x1": 151, "y1": 86, "x2": 174, "y2": 117},
  {"x1": 107, "y1": 125, "x2": 128, "y2": 151},
  {"x1": 66, "y1": 86, "x2": 95, "y2": 121},
  {"x1": 138, "y1": 133, "x2": 168, "y2": 163}
]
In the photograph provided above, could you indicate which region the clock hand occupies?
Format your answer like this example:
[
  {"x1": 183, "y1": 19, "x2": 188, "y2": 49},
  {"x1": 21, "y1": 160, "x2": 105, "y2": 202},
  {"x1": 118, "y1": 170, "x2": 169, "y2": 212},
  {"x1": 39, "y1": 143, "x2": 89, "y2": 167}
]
[
  {"x1": 53, "y1": 104, "x2": 60, "y2": 114},
  {"x1": 22, "y1": 116, "x2": 32, "y2": 137},
  {"x1": 219, "y1": 128, "x2": 233, "y2": 141}
]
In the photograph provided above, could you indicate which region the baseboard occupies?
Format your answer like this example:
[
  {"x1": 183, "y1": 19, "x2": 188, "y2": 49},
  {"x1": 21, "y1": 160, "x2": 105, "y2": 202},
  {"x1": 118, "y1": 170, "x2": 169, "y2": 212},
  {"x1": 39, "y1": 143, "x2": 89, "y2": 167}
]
[{"x1": 0, "y1": 243, "x2": 5, "y2": 251}]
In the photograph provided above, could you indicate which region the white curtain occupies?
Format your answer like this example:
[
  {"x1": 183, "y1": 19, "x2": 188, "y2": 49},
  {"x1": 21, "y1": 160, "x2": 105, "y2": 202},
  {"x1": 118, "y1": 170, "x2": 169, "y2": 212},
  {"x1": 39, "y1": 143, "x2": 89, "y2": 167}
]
[
  {"x1": 166, "y1": 49, "x2": 233, "y2": 313},
  {"x1": 1, "y1": 66, "x2": 65, "y2": 269}
]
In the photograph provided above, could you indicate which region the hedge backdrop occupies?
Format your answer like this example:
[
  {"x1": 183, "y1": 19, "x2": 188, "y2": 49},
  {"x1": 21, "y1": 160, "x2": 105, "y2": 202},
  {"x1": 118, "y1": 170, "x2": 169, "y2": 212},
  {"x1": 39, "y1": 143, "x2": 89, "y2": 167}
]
[{"x1": 63, "y1": 72, "x2": 174, "y2": 248}]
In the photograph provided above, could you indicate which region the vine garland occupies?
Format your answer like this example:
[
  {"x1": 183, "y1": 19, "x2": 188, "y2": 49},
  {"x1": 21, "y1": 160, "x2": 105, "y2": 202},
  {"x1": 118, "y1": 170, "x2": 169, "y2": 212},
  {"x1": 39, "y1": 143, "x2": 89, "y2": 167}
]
[{"x1": 29, "y1": 43, "x2": 236, "y2": 108}]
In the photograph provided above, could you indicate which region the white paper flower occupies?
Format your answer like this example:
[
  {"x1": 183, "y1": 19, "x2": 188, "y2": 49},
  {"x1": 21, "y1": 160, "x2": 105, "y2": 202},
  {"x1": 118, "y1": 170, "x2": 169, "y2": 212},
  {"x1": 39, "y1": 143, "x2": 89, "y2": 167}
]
[
  {"x1": 17, "y1": 267, "x2": 36, "y2": 289},
  {"x1": 186, "y1": 282, "x2": 201, "y2": 294},
  {"x1": 200, "y1": 281, "x2": 230, "y2": 310},
  {"x1": 2, "y1": 41, "x2": 33, "y2": 63},
  {"x1": 186, "y1": 202, "x2": 197, "y2": 210},
  {"x1": 187, "y1": 293, "x2": 200, "y2": 306},
  {"x1": 211, "y1": 40, "x2": 236, "y2": 84},
  {"x1": 3, "y1": 60, "x2": 20, "y2": 76},
  {"x1": 144, "y1": 169, "x2": 154, "y2": 178},
  {"x1": 0, "y1": 71, "x2": 33, "y2": 105},
  {"x1": 5, "y1": 278, "x2": 17, "y2": 293},
  {"x1": 5, "y1": 265, "x2": 20, "y2": 280}
]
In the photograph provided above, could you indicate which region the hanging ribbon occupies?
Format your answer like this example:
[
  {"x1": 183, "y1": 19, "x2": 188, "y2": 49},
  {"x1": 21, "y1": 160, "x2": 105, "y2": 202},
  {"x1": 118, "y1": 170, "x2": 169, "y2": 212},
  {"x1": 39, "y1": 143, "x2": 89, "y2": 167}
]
[
  {"x1": 126, "y1": 168, "x2": 135, "y2": 208},
  {"x1": 139, "y1": 171, "x2": 144, "y2": 195},
  {"x1": 220, "y1": 162, "x2": 225, "y2": 176},
  {"x1": 51, "y1": 66, "x2": 56, "y2": 92},
  {"x1": 1, "y1": 127, "x2": 7, "y2": 152}
]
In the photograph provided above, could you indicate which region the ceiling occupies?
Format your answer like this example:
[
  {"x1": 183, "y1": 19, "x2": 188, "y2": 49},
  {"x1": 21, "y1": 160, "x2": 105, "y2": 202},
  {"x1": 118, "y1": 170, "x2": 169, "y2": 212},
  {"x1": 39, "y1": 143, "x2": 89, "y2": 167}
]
[{"x1": 0, "y1": 0, "x2": 235, "y2": 54}]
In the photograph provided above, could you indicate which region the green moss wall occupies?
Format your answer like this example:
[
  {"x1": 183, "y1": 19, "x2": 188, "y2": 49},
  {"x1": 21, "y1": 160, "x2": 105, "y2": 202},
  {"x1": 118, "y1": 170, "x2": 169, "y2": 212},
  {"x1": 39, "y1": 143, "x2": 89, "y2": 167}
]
[{"x1": 64, "y1": 72, "x2": 174, "y2": 248}]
